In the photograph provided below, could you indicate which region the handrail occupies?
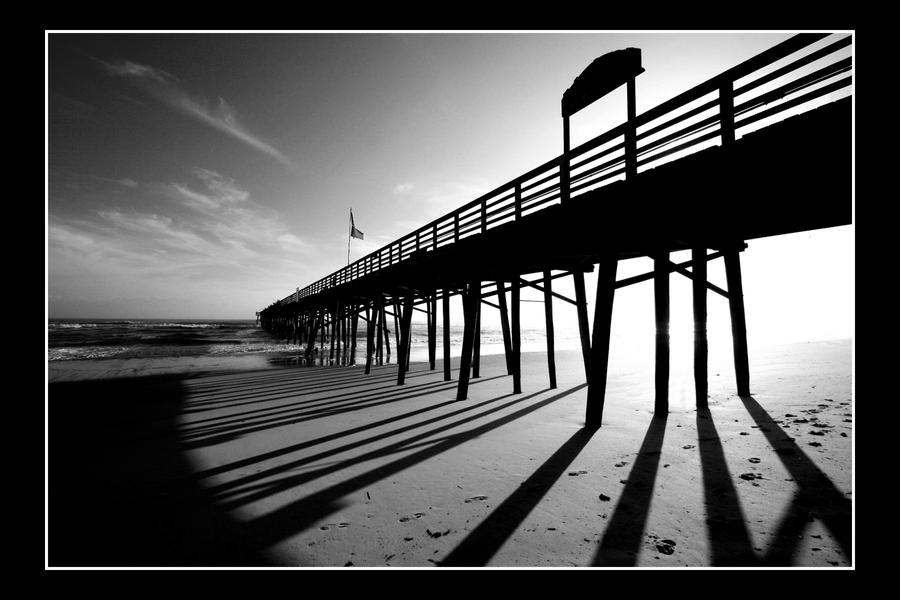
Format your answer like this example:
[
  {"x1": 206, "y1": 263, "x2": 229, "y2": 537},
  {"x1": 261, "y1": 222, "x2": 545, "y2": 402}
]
[{"x1": 265, "y1": 32, "x2": 851, "y2": 312}]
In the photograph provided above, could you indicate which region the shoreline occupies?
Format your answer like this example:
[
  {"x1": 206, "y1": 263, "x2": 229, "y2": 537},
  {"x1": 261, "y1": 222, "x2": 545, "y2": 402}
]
[{"x1": 47, "y1": 340, "x2": 852, "y2": 567}]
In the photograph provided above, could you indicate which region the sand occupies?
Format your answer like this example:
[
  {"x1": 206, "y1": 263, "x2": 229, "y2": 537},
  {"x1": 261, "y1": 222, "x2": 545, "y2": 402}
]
[{"x1": 46, "y1": 340, "x2": 852, "y2": 568}]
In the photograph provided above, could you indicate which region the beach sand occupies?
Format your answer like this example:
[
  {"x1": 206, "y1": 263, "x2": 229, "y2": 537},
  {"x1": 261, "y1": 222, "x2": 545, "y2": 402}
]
[{"x1": 47, "y1": 340, "x2": 852, "y2": 568}]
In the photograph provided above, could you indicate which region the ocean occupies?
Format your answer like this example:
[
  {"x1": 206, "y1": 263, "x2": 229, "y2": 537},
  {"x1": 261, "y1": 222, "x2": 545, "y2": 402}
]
[{"x1": 47, "y1": 318, "x2": 583, "y2": 381}]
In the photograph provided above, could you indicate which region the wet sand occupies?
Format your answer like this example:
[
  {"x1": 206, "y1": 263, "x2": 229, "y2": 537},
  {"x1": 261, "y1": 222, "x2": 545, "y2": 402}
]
[{"x1": 47, "y1": 340, "x2": 852, "y2": 568}]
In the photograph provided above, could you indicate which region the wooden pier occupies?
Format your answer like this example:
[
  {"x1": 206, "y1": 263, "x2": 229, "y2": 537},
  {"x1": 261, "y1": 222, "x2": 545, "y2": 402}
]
[{"x1": 259, "y1": 33, "x2": 852, "y2": 428}]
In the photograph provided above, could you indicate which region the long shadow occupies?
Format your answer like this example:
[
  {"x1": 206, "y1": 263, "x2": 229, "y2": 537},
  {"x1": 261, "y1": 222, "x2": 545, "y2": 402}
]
[
  {"x1": 195, "y1": 381, "x2": 504, "y2": 480},
  {"x1": 180, "y1": 376, "x2": 461, "y2": 437},
  {"x1": 238, "y1": 384, "x2": 589, "y2": 551},
  {"x1": 48, "y1": 376, "x2": 271, "y2": 566},
  {"x1": 212, "y1": 383, "x2": 536, "y2": 509},
  {"x1": 441, "y1": 425, "x2": 599, "y2": 566},
  {"x1": 738, "y1": 395, "x2": 852, "y2": 564},
  {"x1": 695, "y1": 408, "x2": 759, "y2": 566},
  {"x1": 183, "y1": 366, "x2": 443, "y2": 410},
  {"x1": 591, "y1": 414, "x2": 668, "y2": 566},
  {"x1": 180, "y1": 375, "x2": 503, "y2": 450}
]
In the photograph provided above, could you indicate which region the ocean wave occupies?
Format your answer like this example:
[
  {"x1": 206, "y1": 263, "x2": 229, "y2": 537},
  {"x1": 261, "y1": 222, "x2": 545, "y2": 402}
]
[{"x1": 48, "y1": 346, "x2": 131, "y2": 361}]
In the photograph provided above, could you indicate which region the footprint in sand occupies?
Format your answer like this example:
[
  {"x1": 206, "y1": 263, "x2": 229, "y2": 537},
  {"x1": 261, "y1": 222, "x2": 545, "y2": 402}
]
[
  {"x1": 464, "y1": 495, "x2": 489, "y2": 503},
  {"x1": 739, "y1": 472, "x2": 764, "y2": 481},
  {"x1": 682, "y1": 445, "x2": 695, "y2": 450},
  {"x1": 614, "y1": 461, "x2": 628, "y2": 467},
  {"x1": 568, "y1": 470, "x2": 588, "y2": 476},
  {"x1": 748, "y1": 458, "x2": 761, "y2": 464}
]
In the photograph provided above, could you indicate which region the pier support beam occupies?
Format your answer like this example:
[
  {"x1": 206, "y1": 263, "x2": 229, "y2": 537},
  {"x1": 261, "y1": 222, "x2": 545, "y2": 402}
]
[
  {"x1": 443, "y1": 290, "x2": 451, "y2": 381},
  {"x1": 543, "y1": 269, "x2": 557, "y2": 389},
  {"x1": 393, "y1": 301, "x2": 401, "y2": 362},
  {"x1": 397, "y1": 294, "x2": 415, "y2": 385},
  {"x1": 496, "y1": 282, "x2": 513, "y2": 375},
  {"x1": 693, "y1": 247, "x2": 709, "y2": 409},
  {"x1": 375, "y1": 296, "x2": 384, "y2": 366},
  {"x1": 511, "y1": 278, "x2": 522, "y2": 394},
  {"x1": 724, "y1": 247, "x2": 751, "y2": 396},
  {"x1": 585, "y1": 256, "x2": 618, "y2": 428},
  {"x1": 427, "y1": 292, "x2": 437, "y2": 370},
  {"x1": 457, "y1": 281, "x2": 480, "y2": 400},
  {"x1": 473, "y1": 297, "x2": 481, "y2": 379},
  {"x1": 573, "y1": 270, "x2": 592, "y2": 381},
  {"x1": 350, "y1": 306, "x2": 359, "y2": 365},
  {"x1": 364, "y1": 303, "x2": 375, "y2": 375},
  {"x1": 654, "y1": 252, "x2": 670, "y2": 416}
]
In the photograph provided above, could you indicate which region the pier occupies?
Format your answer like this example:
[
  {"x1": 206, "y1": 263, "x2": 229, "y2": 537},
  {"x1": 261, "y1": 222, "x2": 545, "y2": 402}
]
[{"x1": 258, "y1": 33, "x2": 851, "y2": 428}]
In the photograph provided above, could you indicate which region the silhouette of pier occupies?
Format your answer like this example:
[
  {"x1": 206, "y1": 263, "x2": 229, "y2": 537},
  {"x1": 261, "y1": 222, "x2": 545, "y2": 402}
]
[{"x1": 258, "y1": 33, "x2": 851, "y2": 427}]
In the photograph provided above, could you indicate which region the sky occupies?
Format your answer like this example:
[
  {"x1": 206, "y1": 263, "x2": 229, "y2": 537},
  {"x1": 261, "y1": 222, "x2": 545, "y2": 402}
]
[{"x1": 46, "y1": 31, "x2": 853, "y2": 345}]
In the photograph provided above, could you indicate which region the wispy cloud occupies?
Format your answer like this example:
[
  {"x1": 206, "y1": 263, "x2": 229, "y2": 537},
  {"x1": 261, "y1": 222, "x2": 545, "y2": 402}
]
[
  {"x1": 50, "y1": 168, "x2": 313, "y2": 284},
  {"x1": 95, "y1": 176, "x2": 139, "y2": 188},
  {"x1": 99, "y1": 58, "x2": 177, "y2": 83},
  {"x1": 95, "y1": 56, "x2": 296, "y2": 170},
  {"x1": 393, "y1": 183, "x2": 414, "y2": 194}
]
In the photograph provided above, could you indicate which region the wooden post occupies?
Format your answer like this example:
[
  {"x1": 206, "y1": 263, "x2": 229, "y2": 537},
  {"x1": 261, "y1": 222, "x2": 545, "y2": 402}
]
[
  {"x1": 585, "y1": 256, "x2": 618, "y2": 428},
  {"x1": 692, "y1": 247, "x2": 709, "y2": 409},
  {"x1": 393, "y1": 301, "x2": 401, "y2": 362},
  {"x1": 375, "y1": 296, "x2": 384, "y2": 366},
  {"x1": 625, "y1": 77, "x2": 637, "y2": 180},
  {"x1": 511, "y1": 278, "x2": 522, "y2": 394},
  {"x1": 472, "y1": 295, "x2": 481, "y2": 378},
  {"x1": 654, "y1": 252, "x2": 670, "y2": 416},
  {"x1": 456, "y1": 282, "x2": 479, "y2": 400},
  {"x1": 364, "y1": 303, "x2": 375, "y2": 375},
  {"x1": 443, "y1": 289, "x2": 451, "y2": 381},
  {"x1": 329, "y1": 306, "x2": 337, "y2": 362},
  {"x1": 397, "y1": 294, "x2": 415, "y2": 385},
  {"x1": 428, "y1": 292, "x2": 437, "y2": 370},
  {"x1": 319, "y1": 310, "x2": 326, "y2": 354},
  {"x1": 306, "y1": 311, "x2": 319, "y2": 357},
  {"x1": 543, "y1": 269, "x2": 557, "y2": 389},
  {"x1": 719, "y1": 81, "x2": 736, "y2": 146},
  {"x1": 724, "y1": 248, "x2": 750, "y2": 396},
  {"x1": 350, "y1": 306, "x2": 359, "y2": 366},
  {"x1": 561, "y1": 115, "x2": 571, "y2": 203},
  {"x1": 573, "y1": 270, "x2": 592, "y2": 381},
  {"x1": 496, "y1": 282, "x2": 513, "y2": 375},
  {"x1": 382, "y1": 303, "x2": 391, "y2": 362}
]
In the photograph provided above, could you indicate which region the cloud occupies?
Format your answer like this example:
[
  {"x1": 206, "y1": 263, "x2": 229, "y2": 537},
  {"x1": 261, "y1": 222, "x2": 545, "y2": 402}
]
[
  {"x1": 95, "y1": 56, "x2": 296, "y2": 170},
  {"x1": 99, "y1": 58, "x2": 177, "y2": 83},
  {"x1": 166, "y1": 168, "x2": 251, "y2": 212},
  {"x1": 393, "y1": 183, "x2": 414, "y2": 194}
]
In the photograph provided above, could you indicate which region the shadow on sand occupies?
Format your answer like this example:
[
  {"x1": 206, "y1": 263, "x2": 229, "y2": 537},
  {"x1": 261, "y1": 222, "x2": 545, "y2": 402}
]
[
  {"x1": 48, "y1": 375, "x2": 268, "y2": 566},
  {"x1": 49, "y1": 356, "x2": 851, "y2": 568}
]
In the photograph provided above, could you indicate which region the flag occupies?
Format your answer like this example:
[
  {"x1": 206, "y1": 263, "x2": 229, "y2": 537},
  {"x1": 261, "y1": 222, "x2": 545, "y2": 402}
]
[{"x1": 350, "y1": 210, "x2": 364, "y2": 240}]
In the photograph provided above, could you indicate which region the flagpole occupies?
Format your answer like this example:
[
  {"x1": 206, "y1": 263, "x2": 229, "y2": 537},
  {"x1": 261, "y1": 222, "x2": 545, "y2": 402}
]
[{"x1": 347, "y1": 208, "x2": 352, "y2": 266}]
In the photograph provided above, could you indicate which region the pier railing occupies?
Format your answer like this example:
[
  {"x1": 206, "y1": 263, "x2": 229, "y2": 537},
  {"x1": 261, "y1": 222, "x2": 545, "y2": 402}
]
[{"x1": 272, "y1": 33, "x2": 851, "y2": 310}]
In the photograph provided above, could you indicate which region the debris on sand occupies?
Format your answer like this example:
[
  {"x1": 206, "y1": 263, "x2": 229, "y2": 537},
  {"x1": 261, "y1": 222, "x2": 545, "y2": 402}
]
[
  {"x1": 739, "y1": 472, "x2": 764, "y2": 481},
  {"x1": 568, "y1": 470, "x2": 588, "y2": 476},
  {"x1": 748, "y1": 458, "x2": 761, "y2": 464},
  {"x1": 656, "y1": 539, "x2": 677, "y2": 555},
  {"x1": 599, "y1": 494, "x2": 611, "y2": 502},
  {"x1": 464, "y1": 495, "x2": 489, "y2": 503},
  {"x1": 426, "y1": 528, "x2": 452, "y2": 538}
]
